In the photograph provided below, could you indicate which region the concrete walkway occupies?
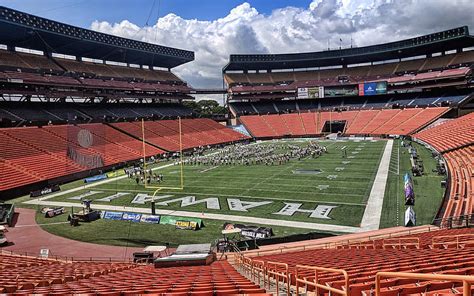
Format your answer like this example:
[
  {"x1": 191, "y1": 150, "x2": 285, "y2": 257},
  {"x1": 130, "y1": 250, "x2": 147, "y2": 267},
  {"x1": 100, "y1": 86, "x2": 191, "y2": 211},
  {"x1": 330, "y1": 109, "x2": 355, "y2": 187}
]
[
  {"x1": 24, "y1": 199, "x2": 361, "y2": 233},
  {"x1": 360, "y1": 139, "x2": 393, "y2": 231},
  {"x1": 1, "y1": 208, "x2": 144, "y2": 260}
]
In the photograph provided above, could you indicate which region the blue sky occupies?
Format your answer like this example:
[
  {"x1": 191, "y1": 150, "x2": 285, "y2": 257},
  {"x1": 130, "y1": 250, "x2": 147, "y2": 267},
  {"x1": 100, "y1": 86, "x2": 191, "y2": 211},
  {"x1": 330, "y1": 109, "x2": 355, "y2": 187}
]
[{"x1": 0, "y1": 0, "x2": 313, "y2": 27}]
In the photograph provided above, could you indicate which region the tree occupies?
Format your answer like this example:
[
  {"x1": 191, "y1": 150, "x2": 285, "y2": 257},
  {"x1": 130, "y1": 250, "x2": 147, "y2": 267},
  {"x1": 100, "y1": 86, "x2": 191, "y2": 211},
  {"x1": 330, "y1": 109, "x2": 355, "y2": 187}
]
[{"x1": 184, "y1": 100, "x2": 227, "y2": 115}]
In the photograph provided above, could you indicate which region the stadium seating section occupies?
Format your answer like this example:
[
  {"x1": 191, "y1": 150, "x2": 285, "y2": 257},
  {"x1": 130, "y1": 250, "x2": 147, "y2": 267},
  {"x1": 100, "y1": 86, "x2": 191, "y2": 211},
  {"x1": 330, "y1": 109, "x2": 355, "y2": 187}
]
[
  {"x1": 0, "y1": 103, "x2": 194, "y2": 124},
  {"x1": 413, "y1": 113, "x2": 474, "y2": 220},
  {"x1": 241, "y1": 227, "x2": 474, "y2": 296},
  {"x1": 0, "y1": 50, "x2": 192, "y2": 93},
  {"x1": 413, "y1": 113, "x2": 474, "y2": 152},
  {"x1": 0, "y1": 119, "x2": 248, "y2": 192},
  {"x1": 0, "y1": 254, "x2": 266, "y2": 295},
  {"x1": 230, "y1": 92, "x2": 470, "y2": 116},
  {"x1": 240, "y1": 107, "x2": 449, "y2": 138},
  {"x1": 226, "y1": 50, "x2": 474, "y2": 92}
]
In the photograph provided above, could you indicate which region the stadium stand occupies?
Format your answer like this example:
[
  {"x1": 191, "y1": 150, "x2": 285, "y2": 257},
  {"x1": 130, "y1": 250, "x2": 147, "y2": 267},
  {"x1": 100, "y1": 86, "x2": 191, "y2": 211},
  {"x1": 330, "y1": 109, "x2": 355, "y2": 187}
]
[
  {"x1": 229, "y1": 91, "x2": 472, "y2": 117},
  {"x1": 0, "y1": 253, "x2": 266, "y2": 295},
  {"x1": 240, "y1": 107, "x2": 449, "y2": 138},
  {"x1": 412, "y1": 113, "x2": 474, "y2": 221},
  {"x1": 413, "y1": 113, "x2": 474, "y2": 152},
  {"x1": 443, "y1": 146, "x2": 474, "y2": 219},
  {"x1": 237, "y1": 228, "x2": 474, "y2": 296},
  {"x1": 0, "y1": 119, "x2": 248, "y2": 193}
]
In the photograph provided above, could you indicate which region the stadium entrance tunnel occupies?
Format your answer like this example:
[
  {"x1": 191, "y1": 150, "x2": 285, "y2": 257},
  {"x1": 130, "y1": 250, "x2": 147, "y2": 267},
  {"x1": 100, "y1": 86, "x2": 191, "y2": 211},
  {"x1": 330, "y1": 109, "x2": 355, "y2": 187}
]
[{"x1": 322, "y1": 120, "x2": 347, "y2": 133}]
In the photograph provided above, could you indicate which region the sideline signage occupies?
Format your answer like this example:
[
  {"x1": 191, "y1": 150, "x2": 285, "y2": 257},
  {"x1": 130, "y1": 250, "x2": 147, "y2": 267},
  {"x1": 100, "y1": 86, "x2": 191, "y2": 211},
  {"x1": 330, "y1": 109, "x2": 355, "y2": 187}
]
[
  {"x1": 175, "y1": 220, "x2": 199, "y2": 230},
  {"x1": 223, "y1": 223, "x2": 273, "y2": 239},
  {"x1": 30, "y1": 185, "x2": 61, "y2": 198},
  {"x1": 42, "y1": 207, "x2": 65, "y2": 218}
]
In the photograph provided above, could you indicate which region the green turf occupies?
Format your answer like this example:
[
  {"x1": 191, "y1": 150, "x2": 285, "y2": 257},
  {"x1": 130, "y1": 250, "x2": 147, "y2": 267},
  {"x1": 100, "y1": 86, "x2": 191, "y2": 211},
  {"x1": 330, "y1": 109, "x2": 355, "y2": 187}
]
[
  {"x1": 45, "y1": 139, "x2": 386, "y2": 227},
  {"x1": 380, "y1": 139, "x2": 446, "y2": 228},
  {"x1": 12, "y1": 138, "x2": 446, "y2": 247},
  {"x1": 34, "y1": 208, "x2": 328, "y2": 248}
]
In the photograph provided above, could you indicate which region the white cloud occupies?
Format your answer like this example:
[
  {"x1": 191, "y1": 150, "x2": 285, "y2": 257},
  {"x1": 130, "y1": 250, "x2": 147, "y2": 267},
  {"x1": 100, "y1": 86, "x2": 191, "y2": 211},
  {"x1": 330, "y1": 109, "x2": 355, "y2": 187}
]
[{"x1": 90, "y1": 0, "x2": 474, "y2": 89}]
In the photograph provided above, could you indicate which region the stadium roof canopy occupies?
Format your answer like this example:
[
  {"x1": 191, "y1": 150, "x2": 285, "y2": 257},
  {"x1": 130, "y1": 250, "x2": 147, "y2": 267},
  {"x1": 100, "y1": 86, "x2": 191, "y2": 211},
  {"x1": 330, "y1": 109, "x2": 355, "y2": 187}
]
[
  {"x1": 223, "y1": 26, "x2": 474, "y2": 72},
  {"x1": 0, "y1": 6, "x2": 194, "y2": 69}
]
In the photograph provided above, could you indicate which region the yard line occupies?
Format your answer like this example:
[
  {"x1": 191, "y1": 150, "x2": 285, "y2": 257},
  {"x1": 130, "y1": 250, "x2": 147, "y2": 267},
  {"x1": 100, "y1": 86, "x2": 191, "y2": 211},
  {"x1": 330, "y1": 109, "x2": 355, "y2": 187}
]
[
  {"x1": 82, "y1": 188, "x2": 367, "y2": 206},
  {"x1": 199, "y1": 166, "x2": 219, "y2": 173},
  {"x1": 360, "y1": 139, "x2": 394, "y2": 231}
]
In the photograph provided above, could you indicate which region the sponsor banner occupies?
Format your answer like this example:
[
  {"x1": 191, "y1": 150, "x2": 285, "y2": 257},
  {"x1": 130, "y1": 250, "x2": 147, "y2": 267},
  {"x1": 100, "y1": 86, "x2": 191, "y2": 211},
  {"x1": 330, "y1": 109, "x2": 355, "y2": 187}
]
[
  {"x1": 175, "y1": 220, "x2": 199, "y2": 230},
  {"x1": 358, "y1": 83, "x2": 365, "y2": 96},
  {"x1": 223, "y1": 223, "x2": 273, "y2": 239},
  {"x1": 405, "y1": 206, "x2": 416, "y2": 227},
  {"x1": 84, "y1": 174, "x2": 108, "y2": 183},
  {"x1": 297, "y1": 87, "x2": 309, "y2": 99},
  {"x1": 121, "y1": 212, "x2": 142, "y2": 222},
  {"x1": 359, "y1": 81, "x2": 387, "y2": 96},
  {"x1": 159, "y1": 216, "x2": 203, "y2": 227},
  {"x1": 403, "y1": 173, "x2": 415, "y2": 206},
  {"x1": 102, "y1": 211, "x2": 161, "y2": 224},
  {"x1": 324, "y1": 86, "x2": 358, "y2": 97},
  {"x1": 42, "y1": 207, "x2": 65, "y2": 218},
  {"x1": 307, "y1": 87, "x2": 324, "y2": 99},
  {"x1": 106, "y1": 171, "x2": 123, "y2": 178},
  {"x1": 102, "y1": 211, "x2": 124, "y2": 220},
  {"x1": 363, "y1": 82, "x2": 377, "y2": 96},
  {"x1": 376, "y1": 81, "x2": 387, "y2": 94},
  {"x1": 30, "y1": 184, "x2": 61, "y2": 198},
  {"x1": 140, "y1": 214, "x2": 161, "y2": 224}
]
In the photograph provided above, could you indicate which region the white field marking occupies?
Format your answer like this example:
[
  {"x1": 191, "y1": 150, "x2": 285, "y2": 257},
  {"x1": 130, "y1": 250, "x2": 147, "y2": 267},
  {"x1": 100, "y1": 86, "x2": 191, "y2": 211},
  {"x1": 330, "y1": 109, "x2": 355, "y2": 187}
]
[
  {"x1": 65, "y1": 187, "x2": 367, "y2": 206},
  {"x1": 177, "y1": 174, "x2": 377, "y2": 182},
  {"x1": 360, "y1": 140, "x2": 394, "y2": 231},
  {"x1": 199, "y1": 166, "x2": 219, "y2": 173},
  {"x1": 396, "y1": 142, "x2": 401, "y2": 225},
  {"x1": 30, "y1": 145, "x2": 232, "y2": 203},
  {"x1": 28, "y1": 139, "x2": 373, "y2": 208},
  {"x1": 24, "y1": 200, "x2": 361, "y2": 233}
]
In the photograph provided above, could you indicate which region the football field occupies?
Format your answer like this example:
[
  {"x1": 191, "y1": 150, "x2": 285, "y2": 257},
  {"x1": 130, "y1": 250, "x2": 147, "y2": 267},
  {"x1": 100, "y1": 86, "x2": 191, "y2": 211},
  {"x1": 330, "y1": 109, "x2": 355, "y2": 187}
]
[
  {"x1": 20, "y1": 138, "x2": 446, "y2": 247},
  {"x1": 33, "y1": 139, "x2": 386, "y2": 227}
]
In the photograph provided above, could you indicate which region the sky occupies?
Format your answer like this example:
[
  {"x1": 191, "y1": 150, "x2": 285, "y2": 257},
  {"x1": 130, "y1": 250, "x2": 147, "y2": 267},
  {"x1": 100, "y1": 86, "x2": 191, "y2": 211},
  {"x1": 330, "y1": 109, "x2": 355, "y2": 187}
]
[{"x1": 1, "y1": 0, "x2": 473, "y2": 89}]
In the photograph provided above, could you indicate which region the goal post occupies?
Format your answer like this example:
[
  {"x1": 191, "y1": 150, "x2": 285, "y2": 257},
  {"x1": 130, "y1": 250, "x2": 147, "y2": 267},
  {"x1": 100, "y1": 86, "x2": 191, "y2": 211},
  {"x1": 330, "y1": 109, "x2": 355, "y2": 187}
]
[{"x1": 140, "y1": 117, "x2": 185, "y2": 213}]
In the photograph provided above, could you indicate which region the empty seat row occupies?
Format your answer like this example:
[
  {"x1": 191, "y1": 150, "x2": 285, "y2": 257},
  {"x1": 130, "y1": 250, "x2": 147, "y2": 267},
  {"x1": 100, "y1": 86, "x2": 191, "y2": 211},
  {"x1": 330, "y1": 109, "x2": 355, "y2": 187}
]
[
  {"x1": 240, "y1": 107, "x2": 448, "y2": 138},
  {"x1": 413, "y1": 112, "x2": 474, "y2": 152}
]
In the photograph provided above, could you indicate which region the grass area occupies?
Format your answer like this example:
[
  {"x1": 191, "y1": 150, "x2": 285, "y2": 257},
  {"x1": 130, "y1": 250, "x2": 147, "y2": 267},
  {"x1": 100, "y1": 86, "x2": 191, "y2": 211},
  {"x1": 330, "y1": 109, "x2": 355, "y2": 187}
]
[
  {"x1": 12, "y1": 138, "x2": 446, "y2": 247},
  {"x1": 380, "y1": 140, "x2": 445, "y2": 228},
  {"x1": 45, "y1": 139, "x2": 386, "y2": 227},
  {"x1": 34, "y1": 208, "x2": 326, "y2": 247}
]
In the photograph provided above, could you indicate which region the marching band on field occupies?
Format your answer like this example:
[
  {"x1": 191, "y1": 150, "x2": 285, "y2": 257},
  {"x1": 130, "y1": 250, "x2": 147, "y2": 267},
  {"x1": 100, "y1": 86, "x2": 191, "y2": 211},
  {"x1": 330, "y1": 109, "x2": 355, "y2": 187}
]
[{"x1": 183, "y1": 142, "x2": 327, "y2": 167}]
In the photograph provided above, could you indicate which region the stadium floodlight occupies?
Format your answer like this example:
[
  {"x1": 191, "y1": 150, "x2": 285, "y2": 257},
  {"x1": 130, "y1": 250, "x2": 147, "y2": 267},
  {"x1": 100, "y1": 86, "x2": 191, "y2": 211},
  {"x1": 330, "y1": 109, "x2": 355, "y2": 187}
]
[{"x1": 141, "y1": 117, "x2": 185, "y2": 214}]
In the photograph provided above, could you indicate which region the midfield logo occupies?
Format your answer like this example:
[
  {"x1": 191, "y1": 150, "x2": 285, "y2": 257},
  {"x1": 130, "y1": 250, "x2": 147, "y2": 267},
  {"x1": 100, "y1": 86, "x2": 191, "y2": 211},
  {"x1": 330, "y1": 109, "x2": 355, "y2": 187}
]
[{"x1": 68, "y1": 192, "x2": 337, "y2": 219}]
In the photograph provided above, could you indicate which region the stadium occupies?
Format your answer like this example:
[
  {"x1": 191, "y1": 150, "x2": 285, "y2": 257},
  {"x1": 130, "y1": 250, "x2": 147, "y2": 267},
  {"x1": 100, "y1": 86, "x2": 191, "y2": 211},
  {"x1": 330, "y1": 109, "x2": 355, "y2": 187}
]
[{"x1": 0, "y1": 2, "x2": 473, "y2": 296}]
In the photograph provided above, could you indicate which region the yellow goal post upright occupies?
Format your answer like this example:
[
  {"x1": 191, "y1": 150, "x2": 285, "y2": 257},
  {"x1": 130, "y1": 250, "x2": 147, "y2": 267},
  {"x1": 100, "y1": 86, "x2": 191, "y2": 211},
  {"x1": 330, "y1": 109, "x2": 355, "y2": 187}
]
[{"x1": 141, "y1": 117, "x2": 185, "y2": 214}]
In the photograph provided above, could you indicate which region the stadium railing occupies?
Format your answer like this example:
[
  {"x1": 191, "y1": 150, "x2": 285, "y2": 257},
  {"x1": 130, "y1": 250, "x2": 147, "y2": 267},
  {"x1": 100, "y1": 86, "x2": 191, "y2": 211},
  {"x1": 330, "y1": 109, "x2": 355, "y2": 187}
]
[
  {"x1": 237, "y1": 255, "x2": 474, "y2": 296},
  {"x1": 265, "y1": 261, "x2": 290, "y2": 296},
  {"x1": 433, "y1": 214, "x2": 474, "y2": 229},
  {"x1": 382, "y1": 237, "x2": 420, "y2": 249},
  {"x1": 241, "y1": 226, "x2": 438, "y2": 257},
  {"x1": 295, "y1": 265, "x2": 348, "y2": 296},
  {"x1": 375, "y1": 272, "x2": 474, "y2": 296},
  {"x1": 0, "y1": 250, "x2": 135, "y2": 263},
  {"x1": 431, "y1": 233, "x2": 474, "y2": 249}
]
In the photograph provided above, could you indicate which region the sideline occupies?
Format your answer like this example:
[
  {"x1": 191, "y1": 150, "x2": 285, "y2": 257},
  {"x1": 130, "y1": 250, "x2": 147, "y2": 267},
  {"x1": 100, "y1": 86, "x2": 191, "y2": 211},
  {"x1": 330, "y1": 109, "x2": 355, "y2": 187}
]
[
  {"x1": 360, "y1": 139, "x2": 393, "y2": 230},
  {"x1": 24, "y1": 199, "x2": 361, "y2": 233}
]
